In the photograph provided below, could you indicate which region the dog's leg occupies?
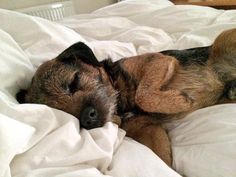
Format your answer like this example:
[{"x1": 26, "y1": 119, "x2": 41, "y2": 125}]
[
  {"x1": 135, "y1": 56, "x2": 193, "y2": 114},
  {"x1": 122, "y1": 115, "x2": 172, "y2": 166}
]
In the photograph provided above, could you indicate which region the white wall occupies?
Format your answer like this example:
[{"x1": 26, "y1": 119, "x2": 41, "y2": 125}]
[
  {"x1": 0, "y1": 0, "x2": 117, "y2": 13},
  {"x1": 74, "y1": 0, "x2": 116, "y2": 13}
]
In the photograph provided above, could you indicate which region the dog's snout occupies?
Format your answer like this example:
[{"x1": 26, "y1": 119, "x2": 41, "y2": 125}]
[
  {"x1": 80, "y1": 107, "x2": 100, "y2": 129},
  {"x1": 88, "y1": 107, "x2": 97, "y2": 118}
]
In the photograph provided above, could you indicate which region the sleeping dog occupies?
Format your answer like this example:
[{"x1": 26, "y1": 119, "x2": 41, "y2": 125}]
[{"x1": 16, "y1": 28, "x2": 236, "y2": 166}]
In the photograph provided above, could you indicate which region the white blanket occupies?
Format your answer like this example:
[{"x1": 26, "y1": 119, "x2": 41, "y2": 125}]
[{"x1": 0, "y1": 0, "x2": 236, "y2": 177}]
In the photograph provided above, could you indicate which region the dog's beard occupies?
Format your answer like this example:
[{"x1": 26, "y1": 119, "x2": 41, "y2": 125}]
[{"x1": 82, "y1": 84, "x2": 118, "y2": 125}]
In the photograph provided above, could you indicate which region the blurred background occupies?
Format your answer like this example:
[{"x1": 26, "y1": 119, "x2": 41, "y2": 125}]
[{"x1": 0, "y1": 0, "x2": 118, "y2": 14}]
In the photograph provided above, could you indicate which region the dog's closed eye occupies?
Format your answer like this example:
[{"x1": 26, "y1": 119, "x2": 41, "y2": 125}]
[{"x1": 68, "y1": 72, "x2": 80, "y2": 94}]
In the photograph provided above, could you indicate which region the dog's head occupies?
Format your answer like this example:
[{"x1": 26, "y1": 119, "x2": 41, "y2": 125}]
[{"x1": 17, "y1": 42, "x2": 118, "y2": 129}]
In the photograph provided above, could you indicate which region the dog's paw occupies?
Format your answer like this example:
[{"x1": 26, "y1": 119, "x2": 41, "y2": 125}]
[
  {"x1": 135, "y1": 89, "x2": 194, "y2": 114},
  {"x1": 224, "y1": 80, "x2": 236, "y2": 100},
  {"x1": 155, "y1": 90, "x2": 194, "y2": 114},
  {"x1": 228, "y1": 88, "x2": 236, "y2": 100},
  {"x1": 174, "y1": 91, "x2": 194, "y2": 110}
]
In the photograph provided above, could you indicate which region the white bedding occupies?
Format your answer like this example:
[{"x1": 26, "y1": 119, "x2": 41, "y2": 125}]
[{"x1": 0, "y1": 0, "x2": 236, "y2": 177}]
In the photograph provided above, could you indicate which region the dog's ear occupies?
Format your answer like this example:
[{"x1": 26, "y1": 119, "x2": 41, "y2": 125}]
[
  {"x1": 57, "y1": 42, "x2": 100, "y2": 67},
  {"x1": 16, "y1": 89, "x2": 28, "y2": 103}
]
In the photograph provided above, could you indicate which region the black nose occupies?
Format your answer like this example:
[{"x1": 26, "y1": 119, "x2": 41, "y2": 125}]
[{"x1": 80, "y1": 107, "x2": 100, "y2": 129}]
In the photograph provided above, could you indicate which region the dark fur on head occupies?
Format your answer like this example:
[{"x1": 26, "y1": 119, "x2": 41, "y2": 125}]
[{"x1": 57, "y1": 42, "x2": 101, "y2": 67}]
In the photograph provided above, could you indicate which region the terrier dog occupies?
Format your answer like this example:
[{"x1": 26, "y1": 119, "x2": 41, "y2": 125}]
[{"x1": 16, "y1": 28, "x2": 236, "y2": 166}]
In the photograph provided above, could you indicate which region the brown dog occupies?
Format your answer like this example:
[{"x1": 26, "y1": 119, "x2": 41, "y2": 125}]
[{"x1": 17, "y1": 28, "x2": 236, "y2": 166}]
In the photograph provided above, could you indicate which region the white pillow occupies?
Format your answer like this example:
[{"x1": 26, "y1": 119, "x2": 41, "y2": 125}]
[
  {"x1": 167, "y1": 104, "x2": 236, "y2": 177},
  {"x1": 0, "y1": 9, "x2": 86, "y2": 68},
  {"x1": 0, "y1": 28, "x2": 35, "y2": 177},
  {"x1": 0, "y1": 29, "x2": 34, "y2": 102}
]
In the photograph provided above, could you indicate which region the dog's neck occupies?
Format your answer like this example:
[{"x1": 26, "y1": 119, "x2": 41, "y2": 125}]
[{"x1": 101, "y1": 59, "x2": 139, "y2": 115}]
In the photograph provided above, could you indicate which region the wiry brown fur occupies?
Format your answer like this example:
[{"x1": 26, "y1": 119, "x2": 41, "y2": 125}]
[{"x1": 17, "y1": 28, "x2": 236, "y2": 166}]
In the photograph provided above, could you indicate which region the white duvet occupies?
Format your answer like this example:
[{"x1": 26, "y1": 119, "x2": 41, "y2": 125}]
[{"x1": 0, "y1": 0, "x2": 236, "y2": 177}]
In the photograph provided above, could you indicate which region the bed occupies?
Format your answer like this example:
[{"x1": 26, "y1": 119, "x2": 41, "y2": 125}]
[{"x1": 1, "y1": 0, "x2": 236, "y2": 177}]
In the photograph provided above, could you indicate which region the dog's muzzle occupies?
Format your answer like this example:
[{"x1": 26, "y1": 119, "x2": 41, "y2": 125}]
[{"x1": 80, "y1": 106, "x2": 101, "y2": 129}]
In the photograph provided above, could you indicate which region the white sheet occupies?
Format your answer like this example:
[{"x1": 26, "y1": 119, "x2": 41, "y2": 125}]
[
  {"x1": 0, "y1": 0, "x2": 236, "y2": 177},
  {"x1": 167, "y1": 104, "x2": 236, "y2": 177}
]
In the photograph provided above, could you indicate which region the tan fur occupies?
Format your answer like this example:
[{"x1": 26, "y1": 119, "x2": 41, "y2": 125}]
[
  {"x1": 122, "y1": 115, "x2": 171, "y2": 165},
  {"x1": 116, "y1": 28, "x2": 236, "y2": 165},
  {"x1": 117, "y1": 53, "x2": 224, "y2": 116}
]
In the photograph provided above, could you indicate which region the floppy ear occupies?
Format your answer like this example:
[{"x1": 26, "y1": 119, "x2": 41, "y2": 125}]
[
  {"x1": 16, "y1": 89, "x2": 28, "y2": 103},
  {"x1": 57, "y1": 42, "x2": 100, "y2": 67}
]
